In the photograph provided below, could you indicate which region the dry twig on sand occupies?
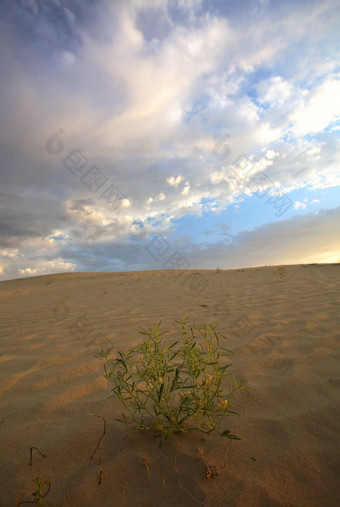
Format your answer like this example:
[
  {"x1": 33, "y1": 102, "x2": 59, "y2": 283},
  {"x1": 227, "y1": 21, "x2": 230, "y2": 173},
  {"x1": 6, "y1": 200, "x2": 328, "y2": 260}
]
[
  {"x1": 89, "y1": 413, "x2": 106, "y2": 460},
  {"x1": 98, "y1": 456, "x2": 103, "y2": 485},
  {"x1": 143, "y1": 457, "x2": 151, "y2": 483},
  {"x1": 29, "y1": 447, "x2": 46, "y2": 466}
]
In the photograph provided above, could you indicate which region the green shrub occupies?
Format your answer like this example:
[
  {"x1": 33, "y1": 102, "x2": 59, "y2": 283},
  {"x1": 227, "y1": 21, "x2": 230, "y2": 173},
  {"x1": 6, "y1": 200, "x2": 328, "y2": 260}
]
[{"x1": 97, "y1": 319, "x2": 243, "y2": 447}]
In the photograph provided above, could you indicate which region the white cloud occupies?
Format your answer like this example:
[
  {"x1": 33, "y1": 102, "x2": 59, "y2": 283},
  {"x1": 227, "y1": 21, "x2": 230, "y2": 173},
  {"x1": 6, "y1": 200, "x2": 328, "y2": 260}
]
[
  {"x1": 294, "y1": 201, "x2": 307, "y2": 210},
  {"x1": 181, "y1": 183, "x2": 190, "y2": 195},
  {"x1": 1, "y1": 249, "x2": 19, "y2": 258},
  {"x1": 64, "y1": 201, "x2": 110, "y2": 226},
  {"x1": 19, "y1": 267, "x2": 38, "y2": 276},
  {"x1": 266, "y1": 150, "x2": 279, "y2": 160},
  {"x1": 306, "y1": 146, "x2": 321, "y2": 158},
  {"x1": 210, "y1": 152, "x2": 277, "y2": 190},
  {"x1": 167, "y1": 175, "x2": 184, "y2": 187},
  {"x1": 210, "y1": 170, "x2": 226, "y2": 185},
  {"x1": 290, "y1": 78, "x2": 340, "y2": 137},
  {"x1": 257, "y1": 76, "x2": 293, "y2": 108},
  {"x1": 120, "y1": 198, "x2": 131, "y2": 208},
  {"x1": 18, "y1": 259, "x2": 75, "y2": 277}
]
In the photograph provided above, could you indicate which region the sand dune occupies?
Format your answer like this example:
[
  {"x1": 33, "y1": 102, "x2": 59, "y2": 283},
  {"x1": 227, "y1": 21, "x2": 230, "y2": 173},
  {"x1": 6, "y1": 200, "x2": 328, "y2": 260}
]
[{"x1": 0, "y1": 265, "x2": 339, "y2": 506}]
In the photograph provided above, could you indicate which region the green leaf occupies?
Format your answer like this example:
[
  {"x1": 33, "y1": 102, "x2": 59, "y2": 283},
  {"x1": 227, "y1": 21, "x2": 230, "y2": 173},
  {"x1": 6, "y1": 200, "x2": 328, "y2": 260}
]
[
  {"x1": 117, "y1": 358, "x2": 127, "y2": 369},
  {"x1": 221, "y1": 429, "x2": 241, "y2": 440},
  {"x1": 159, "y1": 429, "x2": 172, "y2": 448},
  {"x1": 170, "y1": 351, "x2": 180, "y2": 360},
  {"x1": 158, "y1": 383, "x2": 164, "y2": 402},
  {"x1": 178, "y1": 414, "x2": 190, "y2": 425}
]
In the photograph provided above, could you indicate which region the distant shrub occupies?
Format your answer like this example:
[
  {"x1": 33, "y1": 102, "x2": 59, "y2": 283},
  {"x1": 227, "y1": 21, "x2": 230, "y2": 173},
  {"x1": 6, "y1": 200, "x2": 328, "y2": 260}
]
[
  {"x1": 97, "y1": 319, "x2": 243, "y2": 447},
  {"x1": 273, "y1": 266, "x2": 286, "y2": 281}
]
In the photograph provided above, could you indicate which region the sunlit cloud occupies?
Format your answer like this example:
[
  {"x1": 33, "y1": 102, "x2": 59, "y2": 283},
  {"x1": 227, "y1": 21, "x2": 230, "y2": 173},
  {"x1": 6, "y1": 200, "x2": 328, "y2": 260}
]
[{"x1": 290, "y1": 78, "x2": 340, "y2": 137}]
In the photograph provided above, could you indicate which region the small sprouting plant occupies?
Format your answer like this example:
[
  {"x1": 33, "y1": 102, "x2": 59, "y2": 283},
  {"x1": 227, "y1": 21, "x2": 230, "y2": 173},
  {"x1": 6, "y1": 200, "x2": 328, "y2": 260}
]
[
  {"x1": 273, "y1": 265, "x2": 286, "y2": 281},
  {"x1": 44, "y1": 278, "x2": 54, "y2": 286},
  {"x1": 97, "y1": 319, "x2": 243, "y2": 447},
  {"x1": 32, "y1": 478, "x2": 50, "y2": 506},
  {"x1": 18, "y1": 477, "x2": 51, "y2": 506}
]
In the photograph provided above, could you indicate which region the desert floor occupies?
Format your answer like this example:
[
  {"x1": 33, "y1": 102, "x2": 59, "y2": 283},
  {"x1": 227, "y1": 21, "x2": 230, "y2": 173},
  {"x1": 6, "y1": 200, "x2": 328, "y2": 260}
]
[{"x1": 0, "y1": 265, "x2": 339, "y2": 506}]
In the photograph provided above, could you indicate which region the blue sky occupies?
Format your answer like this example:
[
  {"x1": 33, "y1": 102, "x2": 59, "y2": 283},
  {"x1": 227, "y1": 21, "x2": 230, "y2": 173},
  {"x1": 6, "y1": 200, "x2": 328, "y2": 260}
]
[{"x1": 0, "y1": 0, "x2": 339, "y2": 280}]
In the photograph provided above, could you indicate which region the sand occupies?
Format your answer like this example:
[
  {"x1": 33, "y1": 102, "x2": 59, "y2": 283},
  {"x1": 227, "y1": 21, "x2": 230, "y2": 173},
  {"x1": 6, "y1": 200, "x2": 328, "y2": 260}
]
[{"x1": 0, "y1": 265, "x2": 339, "y2": 506}]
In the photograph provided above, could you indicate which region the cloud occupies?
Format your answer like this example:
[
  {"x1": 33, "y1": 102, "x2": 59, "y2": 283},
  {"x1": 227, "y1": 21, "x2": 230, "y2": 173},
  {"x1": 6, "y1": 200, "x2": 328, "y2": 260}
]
[
  {"x1": 167, "y1": 175, "x2": 184, "y2": 186},
  {"x1": 19, "y1": 267, "x2": 38, "y2": 276},
  {"x1": 178, "y1": 207, "x2": 340, "y2": 268},
  {"x1": 0, "y1": 0, "x2": 339, "y2": 279},
  {"x1": 294, "y1": 201, "x2": 307, "y2": 210},
  {"x1": 181, "y1": 183, "x2": 190, "y2": 195},
  {"x1": 290, "y1": 78, "x2": 340, "y2": 137},
  {"x1": 306, "y1": 146, "x2": 321, "y2": 158},
  {"x1": 1, "y1": 249, "x2": 19, "y2": 258},
  {"x1": 257, "y1": 76, "x2": 293, "y2": 108},
  {"x1": 18, "y1": 258, "x2": 75, "y2": 277},
  {"x1": 120, "y1": 198, "x2": 131, "y2": 208},
  {"x1": 266, "y1": 150, "x2": 279, "y2": 160}
]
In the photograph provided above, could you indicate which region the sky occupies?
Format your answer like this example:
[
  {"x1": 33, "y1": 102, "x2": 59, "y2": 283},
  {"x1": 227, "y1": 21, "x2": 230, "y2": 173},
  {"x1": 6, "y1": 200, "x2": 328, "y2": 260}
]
[{"x1": 0, "y1": 0, "x2": 340, "y2": 280}]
